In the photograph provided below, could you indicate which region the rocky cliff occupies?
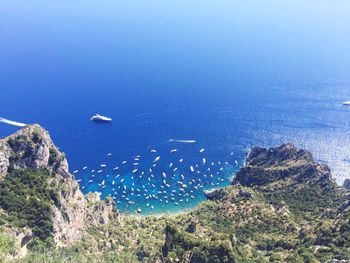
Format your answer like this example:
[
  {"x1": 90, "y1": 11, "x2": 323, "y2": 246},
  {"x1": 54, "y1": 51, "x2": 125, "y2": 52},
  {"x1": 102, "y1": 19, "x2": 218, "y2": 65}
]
[
  {"x1": 231, "y1": 143, "x2": 345, "y2": 217},
  {"x1": 0, "y1": 125, "x2": 119, "y2": 251},
  {"x1": 163, "y1": 144, "x2": 350, "y2": 263},
  {"x1": 232, "y1": 143, "x2": 328, "y2": 187},
  {"x1": 0, "y1": 128, "x2": 349, "y2": 262}
]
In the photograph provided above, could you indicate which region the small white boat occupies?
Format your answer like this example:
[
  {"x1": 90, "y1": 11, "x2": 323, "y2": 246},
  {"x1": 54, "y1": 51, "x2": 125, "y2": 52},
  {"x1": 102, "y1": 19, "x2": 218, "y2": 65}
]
[
  {"x1": 90, "y1": 114, "x2": 112, "y2": 122},
  {"x1": 342, "y1": 101, "x2": 350, "y2": 106}
]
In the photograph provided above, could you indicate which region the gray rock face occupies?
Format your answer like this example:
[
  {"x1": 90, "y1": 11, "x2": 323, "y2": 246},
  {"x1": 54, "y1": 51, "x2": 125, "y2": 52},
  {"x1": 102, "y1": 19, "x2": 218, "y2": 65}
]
[
  {"x1": 0, "y1": 125, "x2": 69, "y2": 177},
  {"x1": 85, "y1": 193, "x2": 120, "y2": 226},
  {"x1": 204, "y1": 188, "x2": 228, "y2": 200},
  {"x1": 245, "y1": 143, "x2": 314, "y2": 167},
  {"x1": 0, "y1": 148, "x2": 9, "y2": 177},
  {"x1": 231, "y1": 234, "x2": 237, "y2": 247},
  {"x1": 186, "y1": 220, "x2": 197, "y2": 233},
  {"x1": 162, "y1": 225, "x2": 175, "y2": 257},
  {"x1": 344, "y1": 179, "x2": 350, "y2": 190},
  {"x1": 232, "y1": 143, "x2": 332, "y2": 187},
  {"x1": 0, "y1": 124, "x2": 119, "y2": 247},
  {"x1": 238, "y1": 189, "x2": 252, "y2": 199},
  {"x1": 1, "y1": 225, "x2": 33, "y2": 260},
  {"x1": 338, "y1": 200, "x2": 350, "y2": 214}
]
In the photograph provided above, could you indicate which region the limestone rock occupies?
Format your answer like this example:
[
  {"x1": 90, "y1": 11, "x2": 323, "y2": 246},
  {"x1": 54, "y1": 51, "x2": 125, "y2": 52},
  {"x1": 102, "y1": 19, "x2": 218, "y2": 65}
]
[
  {"x1": 344, "y1": 179, "x2": 350, "y2": 190},
  {"x1": 338, "y1": 200, "x2": 350, "y2": 214},
  {"x1": 186, "y1": 220, "x2": 197, "y2": 233},
  {"x1": 1, "y1": 224, "x2": 33, "y2": 260},
  {"x1": 232, "y1": 143, "x2": 332, "y2": 187},
  {"x1": 85, "y1": 193, "x2": 120, "y2": 226},
  {"x1": 238, "y1": 189, "x2": 252, "y2": 199},
  {"x1": 0, "y1": 125, "x2": 69, "y2": 177},
  {"x1": 162, "y1": 224, "x2": 175, "y2": 257},
  {"x1": 0, "y1": 124, "x2": 119, "y2": 247},
  {"x1": 231, "y1": 234, "x2": 237, "y2": 248},
  {"x1": 204, "y1": 188, "x2": 227, "y2": 200}
]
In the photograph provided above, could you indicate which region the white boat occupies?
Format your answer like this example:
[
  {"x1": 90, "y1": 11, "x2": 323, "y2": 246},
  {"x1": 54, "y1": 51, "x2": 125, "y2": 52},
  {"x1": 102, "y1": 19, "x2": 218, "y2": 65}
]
[
  {"x1": 342, "y1": 101, "x2": 350, "y2": 106},
  {"x1": 90, "y1": 114, "x2": 112, "y2": 122}
]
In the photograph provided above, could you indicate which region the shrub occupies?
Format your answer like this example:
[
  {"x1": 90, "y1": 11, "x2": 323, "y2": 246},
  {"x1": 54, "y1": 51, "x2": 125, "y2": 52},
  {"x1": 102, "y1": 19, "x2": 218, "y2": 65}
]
[{"x1": 0, "y1": 169, "x2": 56, "y2": 242}]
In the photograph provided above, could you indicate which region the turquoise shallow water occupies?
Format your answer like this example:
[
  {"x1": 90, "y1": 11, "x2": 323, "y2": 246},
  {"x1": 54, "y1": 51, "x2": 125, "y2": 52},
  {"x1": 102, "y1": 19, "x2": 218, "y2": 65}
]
[
  {"x1": 75, "y1": 142, "x2": 241, "y2": 214},
  {"x1": 1, "y1": 0, "x2": 350, "y2": 214}
]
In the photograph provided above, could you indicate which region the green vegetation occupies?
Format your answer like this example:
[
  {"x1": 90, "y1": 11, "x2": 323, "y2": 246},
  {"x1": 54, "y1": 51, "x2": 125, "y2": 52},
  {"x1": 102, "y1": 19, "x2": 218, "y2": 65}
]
[
  {"x1": 0, "y1": 132, "x2": 349, "y2": 262},
  {"x1": 163, "y1": 222, "x2": 235, "y2": 263},
  {"x1": 0, "y1": 168, "x2": 348, "y2": 262},
  {"x1": 0, "y1": 169, "x2": 57, "y2": 244},
  {"x1": 0, "y1": 180, "x2": 348, "y2": 262},
  {"x1": 0, "y1": 230, "x2": 18, "y2": 260},
  {"x1": 261, "y1": 176, "x2": 345, "y2": 220}
]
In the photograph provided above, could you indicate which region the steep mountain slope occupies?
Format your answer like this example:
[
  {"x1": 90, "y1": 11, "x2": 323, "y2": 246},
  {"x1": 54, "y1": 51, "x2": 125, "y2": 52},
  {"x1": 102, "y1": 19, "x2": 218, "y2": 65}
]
[
  {"x1": 158, "y1": 145, "x2": 349, "y2": 262},
  {"x1": 0, "y1": 125, "x2": 119, "y2": 258},
  {"x1": 0, "y1": 126, "x2": 349, "y2": 262}
]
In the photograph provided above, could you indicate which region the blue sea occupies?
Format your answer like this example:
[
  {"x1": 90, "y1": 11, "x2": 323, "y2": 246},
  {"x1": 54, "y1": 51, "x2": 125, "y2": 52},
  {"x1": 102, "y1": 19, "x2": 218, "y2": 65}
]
[{"x1": 1, "y1": 0, "x2": 350, "y2": 214}]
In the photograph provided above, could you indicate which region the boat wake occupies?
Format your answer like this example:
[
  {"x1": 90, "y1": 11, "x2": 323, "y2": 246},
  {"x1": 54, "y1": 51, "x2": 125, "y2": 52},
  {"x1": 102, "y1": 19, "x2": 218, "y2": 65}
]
[
  {"x1": 0, "y1": 117, "x2": 26, "y2": 127},
  {"x1": 169, "y1": 139, "x2": 197, "y2": 144}
]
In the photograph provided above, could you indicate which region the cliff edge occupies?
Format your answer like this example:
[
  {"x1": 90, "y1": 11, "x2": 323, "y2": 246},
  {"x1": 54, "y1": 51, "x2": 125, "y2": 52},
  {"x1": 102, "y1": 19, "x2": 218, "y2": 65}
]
[
  {"x1": 0, "y1": 128, "x2": 349, "y2": 262},
  {"x1": 0, "y1": 125, "x2": 119, "y2": 251}
]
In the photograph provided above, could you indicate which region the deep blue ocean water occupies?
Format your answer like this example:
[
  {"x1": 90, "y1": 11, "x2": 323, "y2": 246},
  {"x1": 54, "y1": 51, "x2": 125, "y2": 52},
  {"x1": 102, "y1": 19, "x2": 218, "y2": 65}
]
[{"x1": 1, "y1": 0, "x2": 350, "y2": 214}]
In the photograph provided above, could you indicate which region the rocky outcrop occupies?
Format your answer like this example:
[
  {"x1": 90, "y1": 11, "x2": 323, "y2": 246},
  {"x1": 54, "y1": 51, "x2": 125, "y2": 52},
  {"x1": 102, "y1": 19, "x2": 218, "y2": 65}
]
[
  {"x1": 344, "y1": 179, "x2": 350, "y2": 190},
  {"x1": 203, "y1": 188, "x2": 228, "y2": 200},
  {"x1": 204, "y1": 186, "x2": 253, "y2": 203},
  {"x1": 85, "y1": 193, "x2": 120, "y2": 226},
  {"x1": 0, "y1": 125, "x2": 68, "y2": 178},
  {"x1": 0, "y1": 125, "x2": 119, "y2": 247},
  {"x1": 238, "y1": 189, "x2": 252, "y2": 199},
  {"x1": 186, "y1": 220, "x2": 197, "y2": 234},
  {"x1": 230, "y1": 143, "x2": 347, "y2": 220},
  {"x1": 162, "y1": 224, "x2": 176, "y2": 257},
  {"x1": 0, "y1": 148, "x2": 9, "y2": 178},
  {"x1": 2, "y1": 126, "x2": 350, "y2": 262},
  {"x1": 243, "y1": 143, "x2": 314, "y2": 167},
  {"x1": 338, "y1": 200, "x2": 350, "y2": 214},
  {"x1": 1, "y1": 224, "x2": 33, "y2": 260},
  {"x1": 51, "y1": 176, "x2": 88, "y2": 246},
  {"x1": 232, "y1": 143, "x2": 332, "y2": 187}
]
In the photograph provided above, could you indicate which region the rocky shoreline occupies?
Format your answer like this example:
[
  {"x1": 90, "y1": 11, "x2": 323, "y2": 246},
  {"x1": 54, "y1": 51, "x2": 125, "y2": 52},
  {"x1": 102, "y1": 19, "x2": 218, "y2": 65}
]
[{"x1": 0, "y1": 124, "x2": 349, "y2": 262}]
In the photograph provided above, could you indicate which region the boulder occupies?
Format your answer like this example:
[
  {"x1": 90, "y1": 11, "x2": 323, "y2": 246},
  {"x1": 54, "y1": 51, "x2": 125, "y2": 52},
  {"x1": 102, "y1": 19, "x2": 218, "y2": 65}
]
[
  {"x1": 343, "y1": 179, "x2": 350, "y2": 190},
  {"x1": 186, "y1": 220, "x2": 197, "y2": 233},
  {"x1": 204, "y1": 188, "x2": 227, "y2": 200}
]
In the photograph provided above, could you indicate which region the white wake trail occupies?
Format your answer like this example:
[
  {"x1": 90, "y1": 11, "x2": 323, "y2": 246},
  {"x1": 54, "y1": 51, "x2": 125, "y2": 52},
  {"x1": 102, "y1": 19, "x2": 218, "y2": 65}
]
[
  {"x1": 168, "y1": 139, "x2": 196, "y2": 144},
  {"x1": 0, "y1": 117, "x2": 26, "y2": 127}
]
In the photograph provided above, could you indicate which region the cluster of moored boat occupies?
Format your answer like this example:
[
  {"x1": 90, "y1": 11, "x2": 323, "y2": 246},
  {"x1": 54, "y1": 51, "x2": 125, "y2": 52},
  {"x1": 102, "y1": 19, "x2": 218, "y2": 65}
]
[{"x1": 73, "y1": 146, "x2": 238, "y2": 214}]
